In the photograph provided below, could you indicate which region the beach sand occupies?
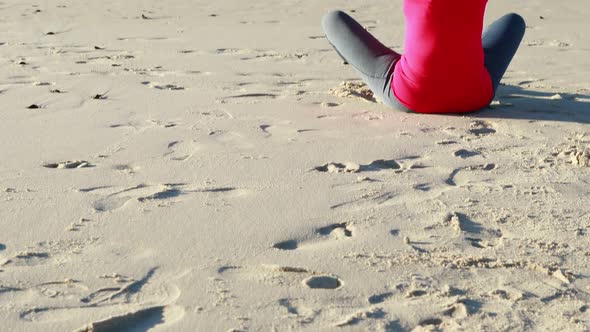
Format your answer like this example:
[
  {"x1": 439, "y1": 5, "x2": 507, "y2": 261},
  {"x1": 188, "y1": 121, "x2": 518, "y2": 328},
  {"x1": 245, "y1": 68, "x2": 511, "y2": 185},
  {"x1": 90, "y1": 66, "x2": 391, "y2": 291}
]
[{"x1": 1, "y1": 0, "x2": 590, "y2": 331}]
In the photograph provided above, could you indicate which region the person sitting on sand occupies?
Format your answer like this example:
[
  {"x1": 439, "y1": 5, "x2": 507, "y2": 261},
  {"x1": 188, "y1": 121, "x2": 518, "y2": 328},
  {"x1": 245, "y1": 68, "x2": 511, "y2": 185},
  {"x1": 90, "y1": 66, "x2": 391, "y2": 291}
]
[{"x1": 322, "y1": 2, "x2": 526, "y2": 114}]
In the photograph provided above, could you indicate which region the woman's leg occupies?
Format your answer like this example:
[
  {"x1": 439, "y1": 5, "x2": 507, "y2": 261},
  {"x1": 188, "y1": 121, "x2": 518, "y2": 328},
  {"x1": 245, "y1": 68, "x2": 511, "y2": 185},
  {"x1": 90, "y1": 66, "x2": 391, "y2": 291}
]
[
  {"x1": 483, "y1": 13, "x2": 526, "y2": 94},
  {"x1": 322, "y1": 10, "x2": 403, "y2": 108}
]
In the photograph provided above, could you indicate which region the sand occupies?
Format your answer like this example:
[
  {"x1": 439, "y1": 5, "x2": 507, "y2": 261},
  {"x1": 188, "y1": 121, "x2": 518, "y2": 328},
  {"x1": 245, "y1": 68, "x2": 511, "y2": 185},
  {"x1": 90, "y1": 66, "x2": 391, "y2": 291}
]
[{"x1": 1, "y1": 0, "x2": 589, "y2": 331}]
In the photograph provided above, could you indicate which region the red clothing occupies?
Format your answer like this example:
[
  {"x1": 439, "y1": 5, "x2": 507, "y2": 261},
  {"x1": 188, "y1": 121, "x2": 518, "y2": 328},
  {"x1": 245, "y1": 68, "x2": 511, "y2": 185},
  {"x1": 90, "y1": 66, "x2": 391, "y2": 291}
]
[{"x1": 392, "y1": 0, "x2": 494, "y2": 113}]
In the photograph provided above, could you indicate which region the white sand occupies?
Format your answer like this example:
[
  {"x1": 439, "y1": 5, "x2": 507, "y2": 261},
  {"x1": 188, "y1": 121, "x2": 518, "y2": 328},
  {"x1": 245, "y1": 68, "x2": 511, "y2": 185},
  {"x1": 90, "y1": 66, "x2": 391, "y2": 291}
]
[{"x1": 1, "y1": 0, "x2": 590, "y2": 331}]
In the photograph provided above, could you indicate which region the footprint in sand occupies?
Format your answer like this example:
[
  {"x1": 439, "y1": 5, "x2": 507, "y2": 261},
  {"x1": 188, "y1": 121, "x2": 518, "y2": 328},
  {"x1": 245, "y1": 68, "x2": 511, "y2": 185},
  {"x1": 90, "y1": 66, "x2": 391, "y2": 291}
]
[
  {"x1": 75, "y1": 305, "x2": 185, "y2": 332},
  {"x1": 220, "y1": 92, "x2": 278, "y2": 104},
  {"x1": 208, "y1": 130, "x2": 257, "y2": 150},
  {"x1": 2, "y1": 238, "x2": 100, "y2": 269},
  {"x1": 240, "y1": 50, "x2": 308, "y2": 62},
  {"x1": 330, "y1": 190, "x2": 398, "y2": 210},
  {"x1": 217, "y1": 264, "x2": 343, "y2": 292},
  {"x1": 419, "y1": 318, "x2": 443, "y2": 327},
  {"x1": 93, "y1": 195, "x2": 133, "y2": 212},
  {"x1": 272, "y1": 240, "x2": 298, "y2": 251},
  {"x1": 89, "y1": 184, "x2": 242, "y2": 212},
  {"x1": 65, "y1": 218, "x2": 93, "y2": 232},
  {"x1": 319, "y1": 102, "x2": 340, "y2": 108},
  {"x1": 278, "y1": 298, "x2": 319, "y2": 320},
  {"x1": 255, "y1": 123, "x2": 319, "y2": 140},
  {"x1": 272, "y1": 222, "x2": 353, "y2": 251},
  {"x1": 213, "y1": 48, "x2": 307, "y2": 62},
  {"x1": 468, "y1": 120, "x2": 496, "y2": 137},
  {"x1": 137, "y1": 187, "x2": 184, "y2": 202},
  {"x1": 217, "y1": 264, "x2": 310, "y2": 285},
  {"x1": 425, "y1": 212, "x2": 503, "y2": 249},
  {"x1": 0, "y1": 286, "x2": 22, "y2": 295},
  {"x1": 1, "y1": 251, "x2": 49, "y2": 267},
  {"x1": 334, "y1": 307, "x2": 387, "y2": 328},
  {"x1": 43, "y1": 160, "x2": 92, "y2": 169},
  {"x1": 527, "y1": 40, "x2": 570, "y2": 48},
  {"x1": 163, "y1": 140, "x2": 199, "y2": 161},
  {"x1": 551, "y1": 143, "x2": 590, "y2": 168},
  {"x1": 109, "y1": 122, "x2": 141, "y2": 130},
  {"x1": 368, "y1": 292, "x2": 394, "y2": 305},
  {"x1": 91, "y1": 184, "x2": 184, "y2": 212},
  {"x1": 91, "y1": 185, "x2": 144, "y2": 212},
  {"x1": 141, "y1": 81, "x2": 185, "y2": 90},
  {"x1": 213, "y1": 48, "x2": 248, "y2": 55},
  {"x1": 2, "y1": 279, "x2": 87, "y2": 302},
  {"x1": 453, "y1": 149, "x2": 480, "y2": 159},
  {"x1": 445, "y1": 164, "x2": 496, "y2": 186},
  {"x1": 31, "y1": 279, "x2": 89, "y2": 300},
  {"x1": 303, "y1": 275, "x2": 343, "y2": 290},
  {"x1": 79, "y1": 267, "x2": 160, "y2": 306},
  {"x1": 112, "y1": 164, "x2": 141, "y2": 175},
  {"x1": 21, "y1": 267, "x2": 184, "y2": 329},
  {"x1": 413, "y1": 183, "x2": 432, "y2": 192},
  {"x1": 110, "y1": 120, "x2": 179, "y2": 131},
  {"x1": 313, "y1": 159, "x2": 401, "y2": 174}
]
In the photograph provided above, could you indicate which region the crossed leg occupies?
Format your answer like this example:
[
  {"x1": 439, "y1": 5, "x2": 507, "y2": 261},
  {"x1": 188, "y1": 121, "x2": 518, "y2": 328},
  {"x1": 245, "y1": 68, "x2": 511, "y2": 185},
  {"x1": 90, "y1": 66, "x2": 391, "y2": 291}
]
[{"x1": 322, "y1": 10, "x2": 402, "y2": 108}]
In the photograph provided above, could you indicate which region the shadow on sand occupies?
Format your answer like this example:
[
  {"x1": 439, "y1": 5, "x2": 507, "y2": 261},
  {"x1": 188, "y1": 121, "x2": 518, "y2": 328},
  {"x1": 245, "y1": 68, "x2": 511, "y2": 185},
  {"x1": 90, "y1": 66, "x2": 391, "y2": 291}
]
[{"x1": 475, "y1": 84, "x2": 590, "y2": 123}]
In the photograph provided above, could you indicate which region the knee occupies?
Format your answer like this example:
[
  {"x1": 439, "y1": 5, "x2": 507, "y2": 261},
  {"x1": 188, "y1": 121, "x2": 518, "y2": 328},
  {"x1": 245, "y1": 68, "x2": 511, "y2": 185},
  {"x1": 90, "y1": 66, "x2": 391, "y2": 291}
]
[
  {"x1": 505, "y1": 13, "x2": 526, "y2": 32},
  {"x1": 321, "y1": 10, "x2": 349, "y2": 33}
]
